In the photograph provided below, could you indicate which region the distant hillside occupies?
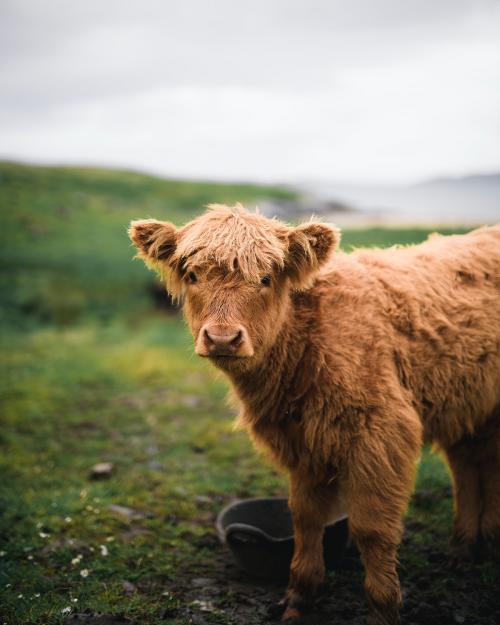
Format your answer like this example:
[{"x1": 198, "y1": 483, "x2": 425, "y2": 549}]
[
  {"x1": 414, "y1": 173, "x2": 500, "y2": 190},
  {"x1": 0, "y1": 161, "x2": 296, "y2": 324},
  {"x1": 300, "y1": 173, "x2": 500, "y2": 225}
]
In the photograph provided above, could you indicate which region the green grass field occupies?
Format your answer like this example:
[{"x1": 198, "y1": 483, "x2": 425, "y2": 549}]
[{"x1": 1, "y1": 162, "x2": 496, "y2": 625}]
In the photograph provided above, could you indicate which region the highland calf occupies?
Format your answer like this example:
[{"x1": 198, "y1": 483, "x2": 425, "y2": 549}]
[{"x1": 129, "y1": 205, "x2": 500, "y2": 625}]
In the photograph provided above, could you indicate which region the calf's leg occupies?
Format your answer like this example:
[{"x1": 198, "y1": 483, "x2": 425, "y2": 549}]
[
  {"x1": 480, "y1": 459, "x2": 500, "y2": 550},
  {"x1": 347, "y1": 411, "x2": 421, "y2": 625},
  {"x1": 478, "y1": 418, "x2": 500, "y2": 551},
  {"x1": 444, "y1": 441, "x2": 481, "y2": 553},
  {"x1": 348, "y1": 497, "x2": 404, "y2": 625},
  {"x1": 272, "y1": 478, "x2": 335, "y2": 621}
]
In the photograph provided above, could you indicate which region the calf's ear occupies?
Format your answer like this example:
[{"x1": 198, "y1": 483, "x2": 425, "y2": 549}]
[
  {"x1": 285, "y1": 222, "x2": 340, "y2": 289},
  {"x1": 128, "y1": 219, "x2": 177, "y2": 263}
]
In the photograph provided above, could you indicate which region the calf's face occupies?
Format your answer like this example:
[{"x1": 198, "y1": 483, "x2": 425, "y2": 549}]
[{"x1": 129, "y1": 205, "x2": 339, "y2": 371}]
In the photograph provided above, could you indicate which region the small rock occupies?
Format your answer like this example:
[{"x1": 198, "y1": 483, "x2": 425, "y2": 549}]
[
  {"x1": 90, "y1": 463, "x2": 113, "y2": 480},
  {"x1": 191, "y1": 599, "x2": 216, "y2": 612},
  {"x1": 122, "y1": 581, "x2": 136, "y2": 595},
  {"x1": 454, "y1": 614, "x2": 465, "y2": 624},
  {"x1": 107, "y1": 505, "x2": 147, "y2": 521},
  {"x1": 191, "y1": 578, "x2": 216, "y2": 588},
  {"x1": 194, "y1": 495, "x2": 212, "y2": 506},
  {"x1": 147, "y1": 461, "x2": 164, "y2": 471}
]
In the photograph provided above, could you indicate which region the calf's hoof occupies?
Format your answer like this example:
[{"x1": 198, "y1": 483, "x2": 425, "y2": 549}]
[
  {"x1": 450, "y1": 534, "x2": 482, "y2": 562},
  {"x1": 478, "y1": 531, "x2": 500, "y2": 561},
  {"x1": 367, "y1": 597, "x2": 401, "y2": 625},
  {"x1": 281, "y1": 606, "x2": 302, "y2": 622},
  {"x1": 267, "y1": 600, "x2": 287, "y2": 620},
  {"x1": 267, "y1": 597, "x2": 306, "y2": 622}
]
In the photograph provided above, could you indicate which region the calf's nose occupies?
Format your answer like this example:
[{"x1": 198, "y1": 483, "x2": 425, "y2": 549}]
[
  {"x1": 196, "y1": 323, "x2": 254, "y2": 358},
  {"x1": 203, "y1": 324, "x2": 243, "y2": 351},
  {"x1": 205, "y1": 327, "x2": 243, "y2": 347}
]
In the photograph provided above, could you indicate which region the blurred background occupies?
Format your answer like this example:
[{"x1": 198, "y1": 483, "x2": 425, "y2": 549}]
[
  {"x1": 2, "y1": 0, "x2": 500, "y2": 223},
  {"x1": 1, "y1": 2, "x2": 499, "y2": 624}
]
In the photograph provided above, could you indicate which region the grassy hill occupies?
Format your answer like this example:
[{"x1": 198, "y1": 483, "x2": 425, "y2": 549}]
[
  {"x1": 0, "y1": 162, "x2": 297, "y2": 325},
  {"x1": 0, "y1": 161, "x2": 469, "y2": 326}
]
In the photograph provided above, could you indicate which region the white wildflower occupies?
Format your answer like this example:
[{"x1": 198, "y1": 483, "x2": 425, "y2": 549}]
[
  {"x1": 27, "y1": 555, "x2": 33, "y2": 560},
  {"x1": 34, "y1": 593, "x2": 40, "y2": 598},
  {"x1": 61, "y1": 606, "x2": 72, "y2": 615},
  {"x1": 17, "y1": 594, "x2": 23, "y2": 599},
  {"x1": 38, "y1": 532, "x2": 50, "y2": 539},
  {"x1": 80, "y1": 568, "x2": 89, "y2": 578},
  {"x1": 191, "y1": 599, "x2": 215, "y2": 612},
  {"x1": 71, "y1": 554, "x2": 83, "y2": 565},
  {"x1": 0, "y1": 551, "x2": 5, "y2": 557},
  {"x1": 65, "y1": 516, "x2": 72, "y2": 523},
  {"x1": 100, "y1": 545, "x2": 108, "y2": 557},
  {"x1": 72, "y1": 597, "x2": 78, "y2": 603}
]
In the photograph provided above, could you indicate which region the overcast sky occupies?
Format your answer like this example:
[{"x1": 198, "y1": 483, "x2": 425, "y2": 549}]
[{"x1": 1, "y1": 0, "x2": 500, "y2": 183}]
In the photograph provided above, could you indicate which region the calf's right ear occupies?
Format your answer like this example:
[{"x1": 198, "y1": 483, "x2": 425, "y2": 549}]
[
  {"x1": 285, "y1": 222, "x2": 340, "y2": 289},
  {"x1": 128, "y1": 219, "x2": 177, "y2": 263}
]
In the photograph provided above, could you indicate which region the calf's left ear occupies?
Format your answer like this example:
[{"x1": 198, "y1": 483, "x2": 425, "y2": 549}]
[
  {"x1": 128, "y1": 219, "x2": 178, "y2": 264},
  {"x1": 285, "y1": 222, "x2": 340, "y2": 288}
]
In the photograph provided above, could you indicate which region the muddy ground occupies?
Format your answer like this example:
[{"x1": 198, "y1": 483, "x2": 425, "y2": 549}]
[{"x1": 166, "y1": 528, "x2": 499, "y2": 625}]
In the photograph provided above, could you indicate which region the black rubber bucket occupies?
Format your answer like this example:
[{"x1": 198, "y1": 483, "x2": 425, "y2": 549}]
[{"x1": 216, "y1": 497, "x2": 349, "y2": 581}]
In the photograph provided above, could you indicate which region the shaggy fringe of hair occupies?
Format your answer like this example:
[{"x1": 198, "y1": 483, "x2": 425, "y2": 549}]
[
  {"x1": 162, "y1": 204, "x2": 289, "y2": 298},
  {"x1": 129, "y1": 204, "x2": 340, "y2": 300},
  {"x1": 174, "y1": 203, "x2": 287, "y2": 275}
]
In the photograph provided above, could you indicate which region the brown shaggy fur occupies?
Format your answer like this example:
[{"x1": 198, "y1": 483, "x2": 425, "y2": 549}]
[{"x1": 129, "y1": 205, "x2": 500, "y2": 625}]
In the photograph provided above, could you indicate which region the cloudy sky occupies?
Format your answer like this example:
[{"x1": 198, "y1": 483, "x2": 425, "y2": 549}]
[{"x1": 1, "y1": 0, "x2": 500, "y2": 183}]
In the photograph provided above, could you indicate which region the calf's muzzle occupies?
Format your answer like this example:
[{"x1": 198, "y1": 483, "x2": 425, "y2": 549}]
[{"x1": 196, "y1": 323, "x2": 254, "y2": 357}]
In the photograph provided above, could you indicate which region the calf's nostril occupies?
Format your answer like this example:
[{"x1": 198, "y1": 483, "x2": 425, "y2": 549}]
[
  {"x1": 203, "y1": 328, "x2": 214, "y2": 345},
  {"x1": 230, "y1": 330, "x2": 243, "y2": 346}
]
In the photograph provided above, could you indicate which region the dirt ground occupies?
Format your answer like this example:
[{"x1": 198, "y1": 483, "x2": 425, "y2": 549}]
[
  {"x1": 171, "y1": 543, "x2": 498, "y2": 625},
  {"x1": 150, "y1": 504, "x2": 499, "y2": 625}
]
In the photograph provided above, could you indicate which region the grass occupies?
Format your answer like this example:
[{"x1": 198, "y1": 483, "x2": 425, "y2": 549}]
[
  {"x1": 0, "y1": 162, "x2": 296, "y2": 326},
  {"x1": 0, "y1": 316, "x2": 287, "y2": 624},
  {"x1": 0, "y1": 162, "x2": 495, "y2": 625},
  {"x1": 0, "y1": 316, "x2": 455, "y2": 625}
]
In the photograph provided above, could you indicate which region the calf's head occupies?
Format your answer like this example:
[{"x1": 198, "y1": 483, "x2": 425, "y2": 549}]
[{"x1": 129, "y1": 204, "x2": 339, "y2": 371}]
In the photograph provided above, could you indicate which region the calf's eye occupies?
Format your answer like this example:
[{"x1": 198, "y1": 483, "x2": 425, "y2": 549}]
[
  {"x1": 261, "y1": 275, "x2": 271, "y2": 287},
  {"x1": 187, "y1": 271, "x2": 197, "y2": 283}
]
